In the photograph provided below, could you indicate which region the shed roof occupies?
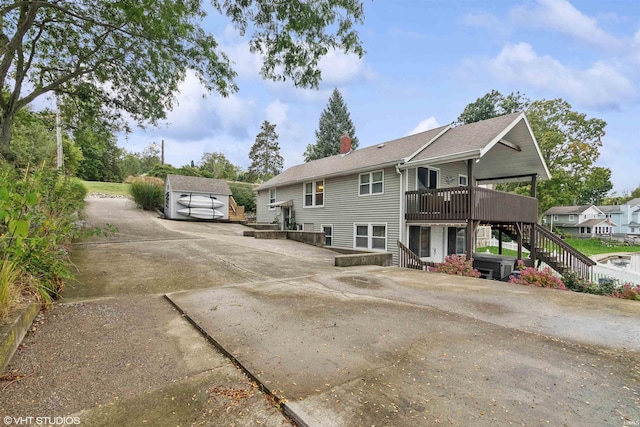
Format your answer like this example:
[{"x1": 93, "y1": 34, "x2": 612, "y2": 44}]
[{"x1": 166, "y1": 174, "x2": 231, "y2": 195}]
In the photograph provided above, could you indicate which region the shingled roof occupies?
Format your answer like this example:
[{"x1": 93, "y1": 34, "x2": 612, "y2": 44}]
[
  {"x1": 543, "y1": 206, "x2": 601, "y2": 215},
  {"x1": 257, "y1": 125, "x2": 449, "y2": 189},
  {"x1": 258, "y1": 112, "x2": 549, "y2": 190},
  {"x1": 165, "y1": 174, "x2": 231, "y2": 195}
]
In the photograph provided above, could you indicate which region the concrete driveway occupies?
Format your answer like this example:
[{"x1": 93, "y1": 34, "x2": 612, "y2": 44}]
[{"x1": 2, "y1": 197, "x2": 639, "y2": 427}]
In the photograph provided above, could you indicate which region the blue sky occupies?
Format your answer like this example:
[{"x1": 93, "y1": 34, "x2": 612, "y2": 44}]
[{"x1": 119, "y1": 0, "x2": 640, "y2": 195}]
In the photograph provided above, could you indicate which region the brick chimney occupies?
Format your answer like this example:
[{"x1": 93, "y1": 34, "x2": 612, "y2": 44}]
[{"x1": 339, "y1": 132, "x2": 352, "y2": 154}]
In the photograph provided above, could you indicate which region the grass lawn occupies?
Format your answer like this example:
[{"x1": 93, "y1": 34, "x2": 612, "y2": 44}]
[
  {"x1": 564, "y1": 237, "x2": 640, "y2": 256},
  {"x1": 82, "y1": 181, "x2": 131, "y2": 197},
  {"x1": 477, "y1": 238, "x2": 640, "y2": 258}
]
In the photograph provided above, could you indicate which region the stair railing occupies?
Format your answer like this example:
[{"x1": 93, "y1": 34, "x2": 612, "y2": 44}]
[
  {"x1": 397, "y1": 241, "x2": 433, "y2": 270},
  {"x1": 530, "y1": 224, "x2": 595, "y2": 279}
]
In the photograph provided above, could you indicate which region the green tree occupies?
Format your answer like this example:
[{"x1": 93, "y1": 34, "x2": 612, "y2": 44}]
[
  {"x1": 9, "y1": 106, "x2": 83, "y2": 174},
  {"x1": 147, "y1": 163, "x2": 177, "y2": 180},
  {"x1": 60, "y1": 88, "x2": 122, "y2": 181},
  {"x1": 304, "y1": 88, "x2": 359, "y2": 161},
  {"x1": 0, "y1": 0, "x2": 365, "y2": 158},
  {"x1": 575, "y1": 166, "x2": 613, "y2": 205},
  {"x1": 228, "y1": 182, "x2": 256, "y2": 213},
  {"x1": 121, "y1": 151, "x2": 142, "y2": 178},
  {"x1": 248, "y1": 120, "x2": 284, "y2": 182},
  {"x1": 200, "y1": 152, "x2": 238, "y2": 180},
  {"x1": 527, "y1": 99, "x2": 608, "y2": 212},
  {"x1": 456, "y1": 90, "x2": 530, "y2": 125},
  {"x1": 139, "y1": 144, "x2": 161, "y2": 174}
]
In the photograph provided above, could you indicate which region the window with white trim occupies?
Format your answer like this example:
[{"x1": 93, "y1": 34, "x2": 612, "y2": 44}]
[
  {"x1": 569, "y1": 215, "x2": 574, "y2": 221},
  {"x1": 268, "y1": 188, "x2": 276, "y2": 210},
  {"x1": 354, "y1": 223, "x2": 387, "y2": 251},
  {"x1": 322, "y1": 225, "x2": 333, "y2": 246},
  {"x1": 553, "y1": 215, "x2": 558, "y2": 221},
  {"x1": 304, "y1": 180, "x2": 324, "y2": 207},
  {"x1": 458, "y1": 174, "x2": 468, "y2": 186},
  {"x1": 359, "y1": 171, "x2": 384, "y2": 195}
]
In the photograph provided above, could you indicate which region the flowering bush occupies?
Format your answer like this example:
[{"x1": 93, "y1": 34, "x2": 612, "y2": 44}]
[
  {"x1": 509, "y1": 267, "x2": 567, "y2": 290},
  {"x1": 611, "y1": 283, "x2": 640, "y2": 300},
  {"x1": 430, "y1": 255, "x2": 481, "y2": 278}
]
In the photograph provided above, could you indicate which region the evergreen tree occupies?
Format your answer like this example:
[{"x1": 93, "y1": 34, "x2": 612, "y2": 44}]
[
  {"x1": 304, "y1": 88, "x2": 359, "y2": 162},
  {"x1": 248, "y1": 121, "x2": 284, "y2": 182}
]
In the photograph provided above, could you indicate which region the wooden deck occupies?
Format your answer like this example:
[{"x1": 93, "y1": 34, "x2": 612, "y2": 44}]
[{"x1": 405, "y1": 187, "x2": 538, "y2": 224}]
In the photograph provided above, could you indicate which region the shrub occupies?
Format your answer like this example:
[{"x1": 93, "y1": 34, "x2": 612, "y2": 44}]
[
  {"x1": 597, "y1": 278, "x2": 617, "y2": 296},
  {"x1": 0, "y1": 260, "x2": 21, "y2": 320},
  {"x1": 562, "y1": 271, "x2": 601, "y2": 294},
  {"x1": 610, "y1": 283, "x2": 640, "y2": 300},
  {"x1": 430, "y1": 254, "x2": 481, "y2": 278},
  {"x1": 509, "y1": 267, "x2": 566, "y2": 289},
  {"x1": 0, "y1": 162, "x2": 89, "y2": 310},
  {"x1": 129, "y1": 177, "x2": 164, "y2": 211}
]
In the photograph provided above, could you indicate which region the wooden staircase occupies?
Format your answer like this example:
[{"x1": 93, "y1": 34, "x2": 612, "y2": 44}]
[
  {"x1": 397, "y1": 241, "x2": 434, "y2": 270},
  {"x1": 228, "y1": 196, "x2": 245, "y2": 222},
  {"x1": 500, "y1": 223, "x2": 595, "y2": 279}
]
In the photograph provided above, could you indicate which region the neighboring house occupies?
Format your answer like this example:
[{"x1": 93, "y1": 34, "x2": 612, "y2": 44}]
[
  {"x1": 621, "y1": 198, "x2": 640, "y2": 235},
  {"x1": 542, "y1": 205, "x2": 613, "y2": 237},
  {"x1": 543, "y1": 198, "x2": 640, "y2": 237},
  {"x1": 255, "y1": 112, "x2": 551, "y2": 265}
]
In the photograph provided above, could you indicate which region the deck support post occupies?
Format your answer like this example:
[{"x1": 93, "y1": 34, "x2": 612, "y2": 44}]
[{"x1": 515, "y1": 222, "x2": 523, "y2": 261}]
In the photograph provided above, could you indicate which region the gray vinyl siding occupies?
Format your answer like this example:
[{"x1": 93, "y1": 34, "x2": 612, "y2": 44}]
[
  {"x1": 257, "y1": 166, "x2": 402, "y2": 263},
  {"x1": 407, "y1": 162, "x2": 469, "y2": 191}
]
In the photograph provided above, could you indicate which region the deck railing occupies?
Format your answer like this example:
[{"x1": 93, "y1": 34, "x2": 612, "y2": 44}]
[{"x1": 405, "y1": 187, "x2": 538, "y2": 223}]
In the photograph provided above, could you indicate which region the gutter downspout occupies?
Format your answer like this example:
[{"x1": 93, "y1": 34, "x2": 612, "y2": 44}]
[{"x1": 396, "y1": 164, "x2": 404, "y2": 264}]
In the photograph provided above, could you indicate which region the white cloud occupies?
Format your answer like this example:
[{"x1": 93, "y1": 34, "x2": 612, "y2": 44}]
[
  {"x1": 488, "y1": 43, "x2": 637, "y2": 109},
  {"x1": 317, "y1": 49, "x2": 374, "y2": 85},
  {"x1": 509, "y1": 0, "x2": 623, "y2": 49},
  {"x1": 264, "y1": 100, "x2": 288, "y2": 125},
  {"x1": 211, "y1": 94, "x2": 256, "y2": 129},
  {"x1": 460, "y1": 12, "x2": 509, "y2": 37},
  {"x1": 407, "y1": 117, "x2": 440, "y2": 135},
  {"x1": 165, "y1": 71, "x2": 208, "y2": 129}
]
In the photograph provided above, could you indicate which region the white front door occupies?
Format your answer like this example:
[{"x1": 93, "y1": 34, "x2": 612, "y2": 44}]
[
  {"x1": 427, "y1": 226, "x2": 445, "y2": 263},
  {"x1": 408, "y1": 225, "x2": 446, "y2": 263}
]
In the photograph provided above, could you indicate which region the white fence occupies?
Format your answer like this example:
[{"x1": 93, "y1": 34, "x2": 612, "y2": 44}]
[
  {"x1": 484, "y1": 238, "x2": 529, "y2": 253},
  {"x1": 591, "y1": 263, "x2": 640, "y2": 286}
]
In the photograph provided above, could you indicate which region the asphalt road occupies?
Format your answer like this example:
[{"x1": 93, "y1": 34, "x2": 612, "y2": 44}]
[{"x1": 2, "y1": 197, "x2": 639, "y2": 427}]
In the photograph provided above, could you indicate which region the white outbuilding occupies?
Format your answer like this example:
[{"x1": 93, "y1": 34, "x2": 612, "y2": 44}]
[{"x1": 164, "y1": 174, "x2": 230, "y2": 220}]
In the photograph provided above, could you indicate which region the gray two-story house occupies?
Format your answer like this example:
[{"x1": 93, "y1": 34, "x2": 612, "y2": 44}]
[
  {"x1": 256, "y1": 112, "x2": 553, "y2": 267},
  {"x1": 544, "y1": 198, "x2": 640, "y2": 237}
]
